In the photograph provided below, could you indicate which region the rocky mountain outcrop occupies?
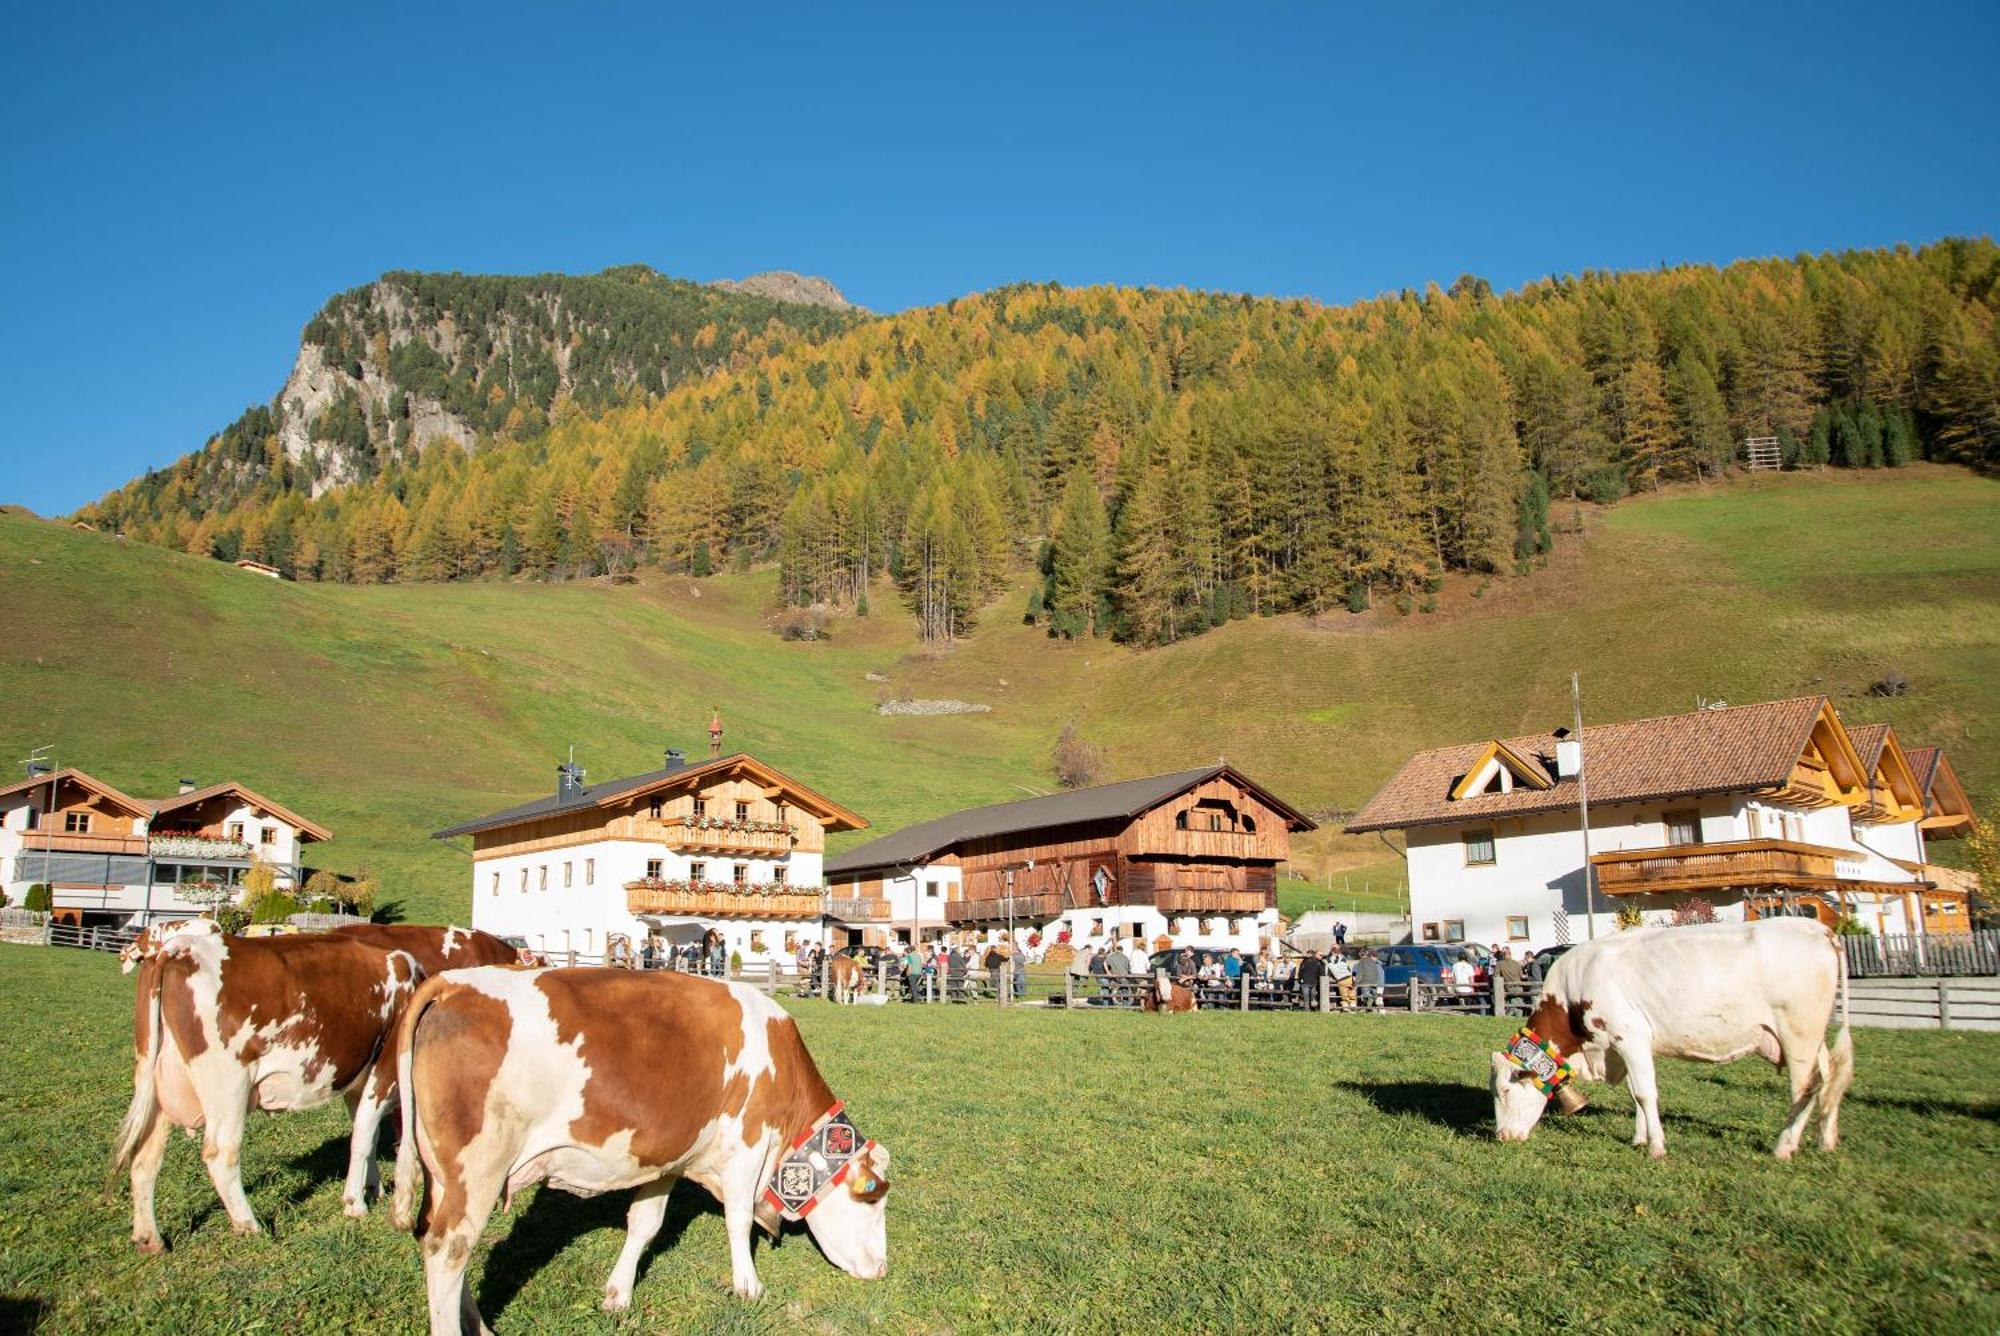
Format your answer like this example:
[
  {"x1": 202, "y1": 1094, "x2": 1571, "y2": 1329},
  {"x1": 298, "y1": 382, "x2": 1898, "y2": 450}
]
[
  {"x1": 107, "y1": 265, "x2": 863, "y2": 509},
  {"x1": 711, "y1": 270, "x2": 860, "y2": 311}
]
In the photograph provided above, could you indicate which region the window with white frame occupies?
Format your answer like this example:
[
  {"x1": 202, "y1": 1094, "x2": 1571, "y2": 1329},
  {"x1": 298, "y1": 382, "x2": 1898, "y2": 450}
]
[
  {"x1": 226, "y1": 821, "x2": 243, "y2": 842},
  {"x1": 563, "y1": 861, "x2": 573, "y2": 889},
  {"x1": 585, "y1": 858, "x2": 595, "y2": 885},
  {"x1": 772, "y1": 866, "x2": 787, "y2": 885},
  {"x1": 1664, "y1": 810, "x2": 1702, "y2": 846},
  {"x1": 688, "y1": 861, "x2": 706, "y2": 883},
  {"x1": 260, "y1": 826, "x2": 276, "y2": 845},
  {"x1": 733, "y1": 863, "x2": 748, "y2": 885},
  {"x1": 645, "y1": 858, "x2": 663, "y2": 880}
]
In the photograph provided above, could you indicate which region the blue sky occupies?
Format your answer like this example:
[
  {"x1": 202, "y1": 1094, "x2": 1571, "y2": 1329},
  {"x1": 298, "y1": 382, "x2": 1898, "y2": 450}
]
[{"x1": 3, "y1": 2, "x2": 1995, "y2": 516}]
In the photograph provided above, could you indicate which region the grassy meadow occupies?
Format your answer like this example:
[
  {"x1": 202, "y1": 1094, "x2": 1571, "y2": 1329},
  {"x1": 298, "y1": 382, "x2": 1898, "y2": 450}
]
[
  {"x1": 0, "y1": 464, "x2": 1994, "y2": 925},
  {"x1": 0, "y1": 946, "x2": 1995, "y2": 1333}
]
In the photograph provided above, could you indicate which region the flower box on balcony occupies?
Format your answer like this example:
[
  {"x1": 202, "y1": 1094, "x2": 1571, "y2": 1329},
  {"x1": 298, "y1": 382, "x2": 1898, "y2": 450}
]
[{"x1": 150, "y1": 835, "x2": 254, "y2": 860}]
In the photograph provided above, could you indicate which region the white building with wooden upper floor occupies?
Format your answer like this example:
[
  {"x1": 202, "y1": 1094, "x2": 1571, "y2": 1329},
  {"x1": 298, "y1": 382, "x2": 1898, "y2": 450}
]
[
  {"x1": 1346, "y1": 697, "x2": 1975, "y2": 955},
  {"x1": 0, "y1": 767, "x2": 329, "y2": 926},
  {"x1": 434, "y1": 750, "x2": 867, "y2": 966}
]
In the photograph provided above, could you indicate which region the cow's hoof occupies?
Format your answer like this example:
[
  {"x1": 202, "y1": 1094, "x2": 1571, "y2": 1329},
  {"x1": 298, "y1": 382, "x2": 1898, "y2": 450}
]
[
  {"x1": 134, "y1": 1234, "x2": 165, "y2": 1256},
  {"x1": 601, "y1": 1287, "x2": 631, "y2": 1313},
  {"x1": 1773, "y1": 1145, "x2": 1796, "y2": 1162},
  {"x1": 230, "y1": 1219, "x2": 262, "y2": 1237},
  {"x1": 1647, "y1": 1146, "x2": 1668, "y2": 1160},
  {"x1": 342, "y1": 1200, "x2": 368, "y2": 1219},
  {"x1": 731, "y1": 1280, "x2": 766, "y2": 1302}
]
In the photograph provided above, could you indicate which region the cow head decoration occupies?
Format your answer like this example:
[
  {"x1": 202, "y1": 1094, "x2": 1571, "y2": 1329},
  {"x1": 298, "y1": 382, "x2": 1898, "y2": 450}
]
[
  {"x1": 1490, "y1": 1026, "x2": 1575, "y2": 1142},
  {"x1": 757, "y1": 1102, "x2": 891, "y2": 1280}
]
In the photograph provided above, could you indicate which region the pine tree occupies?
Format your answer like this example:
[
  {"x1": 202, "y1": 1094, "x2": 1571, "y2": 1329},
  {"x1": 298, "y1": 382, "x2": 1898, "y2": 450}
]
[
  {"x1": 1618, "y1": 355, "x2": 1675, "y2": 491},
  {"x1": 1048, "y1": 470, "x2": 1110, "y2": 638}
]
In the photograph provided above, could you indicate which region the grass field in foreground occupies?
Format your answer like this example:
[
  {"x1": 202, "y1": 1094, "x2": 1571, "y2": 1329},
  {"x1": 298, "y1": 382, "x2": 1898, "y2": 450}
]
[{"x1": 2, "y1": 947, "x2": 1996, "y2": 1333}]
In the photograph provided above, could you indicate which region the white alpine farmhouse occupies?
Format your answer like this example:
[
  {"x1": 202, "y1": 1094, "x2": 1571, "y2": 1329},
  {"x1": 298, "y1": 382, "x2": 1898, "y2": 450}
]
[
  {"x1": 1346, "y1": 696, "x2": 1974, "y2": 953},
  {"x1": 0, "y1": 766, "x2": 330, "y2": 928},
  {"x1": 435, "y1": 748, "x2": 867, "y2": 966}
]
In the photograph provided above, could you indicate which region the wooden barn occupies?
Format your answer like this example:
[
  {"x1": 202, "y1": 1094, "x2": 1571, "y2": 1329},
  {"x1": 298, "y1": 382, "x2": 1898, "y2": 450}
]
[{"x1": 823, "y1": 765, "x2": 1315, "y2": 953}]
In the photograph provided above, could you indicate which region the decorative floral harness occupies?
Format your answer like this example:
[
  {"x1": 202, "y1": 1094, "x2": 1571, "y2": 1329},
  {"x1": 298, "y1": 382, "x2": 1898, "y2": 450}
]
[
  {"x1": 760, "y1": 1101, "x2": 879, "y2": 1225},
  {"x1": 1502, "y1": 1026, "x2": 1575, "y2": 1099}
]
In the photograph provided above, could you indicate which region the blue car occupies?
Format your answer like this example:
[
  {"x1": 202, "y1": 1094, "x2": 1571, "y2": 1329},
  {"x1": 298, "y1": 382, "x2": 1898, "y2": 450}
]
[{"x1": 1372, "y1": 944, "x2": 1473, "y2": 989}]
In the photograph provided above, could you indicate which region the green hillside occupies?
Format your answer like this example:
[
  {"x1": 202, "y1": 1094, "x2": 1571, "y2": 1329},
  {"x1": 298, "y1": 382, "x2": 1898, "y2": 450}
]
[{"x1": 4, "y1": 466, "x2": 1994, "y2": 924}]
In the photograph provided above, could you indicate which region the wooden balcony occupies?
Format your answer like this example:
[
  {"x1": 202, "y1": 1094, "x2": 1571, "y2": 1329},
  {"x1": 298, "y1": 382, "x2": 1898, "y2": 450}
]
[
  {"x1": 18, "y1": 831, "x2": 147, "y2": 856},
  {"x1": 1152, "y1": 888, "x2": 1273, "y2": 915},
  {"x1": 946, "y1": 892, "x2": 1065, "y2": 925},
  {"x1": 625, "y1": 883, "x2": 822, "y2": 920},
  {"x1": 662, "y1": 822, "x2": 797, "y2": 856},
  {"x1": 1591, "y1": 839, "x2": 1897, "y2": 897},
  {"x1": 825, "y1": 896, "x2": 892, "y2": 923}
]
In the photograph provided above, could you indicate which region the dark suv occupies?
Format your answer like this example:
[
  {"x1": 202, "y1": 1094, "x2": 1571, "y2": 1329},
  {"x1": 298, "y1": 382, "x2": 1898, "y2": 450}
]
[{"x1": 1373, "y1": 944, "x2": 1473, "y2": 988}]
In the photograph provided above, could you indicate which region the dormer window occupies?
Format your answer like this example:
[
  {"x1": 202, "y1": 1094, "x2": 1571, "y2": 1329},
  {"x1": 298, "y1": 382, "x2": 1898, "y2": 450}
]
[
  {"x1": 692, "y1": 798, "x2": 707, "y2": 819},
  {"x1": 648, "y1": 798, "x2": 663, "y2": 820},
  {"x1": 735, "y1": 801, "x2": 749, "y2": 823},
  {"x1": 1449, "y1": 741, "x2": 1552, "y2": 802}
]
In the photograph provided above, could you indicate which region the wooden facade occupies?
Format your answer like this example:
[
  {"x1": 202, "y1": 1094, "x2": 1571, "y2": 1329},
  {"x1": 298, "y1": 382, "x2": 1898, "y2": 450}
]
[
  {"x1": 944, "y1": 776, "x2": 1303, "y2": 925},
  {"x1": 470, "y1": 769, "x2": 831, "y2": 863}
]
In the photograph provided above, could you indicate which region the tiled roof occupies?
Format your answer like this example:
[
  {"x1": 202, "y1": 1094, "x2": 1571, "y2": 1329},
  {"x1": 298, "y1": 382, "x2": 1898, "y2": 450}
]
[
  {"x1": 1346, "y1": 696, "x2": 1831, "y2": 833},
  {"x1": 1904, "y1": 745, "x2": 1940, "y2": 793},
  {"x1": 826, "y1": 765, "x2": 1315, "y2": 876},
  {"x1": 1847, "y1": 723, "x2": 1891, "y2": 774}
]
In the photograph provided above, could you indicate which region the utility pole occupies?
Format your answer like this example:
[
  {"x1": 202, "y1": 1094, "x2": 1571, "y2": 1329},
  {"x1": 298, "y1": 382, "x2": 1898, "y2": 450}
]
[{"x1": 1572, "y1": 673, "x2": 1598, "y2": 939}]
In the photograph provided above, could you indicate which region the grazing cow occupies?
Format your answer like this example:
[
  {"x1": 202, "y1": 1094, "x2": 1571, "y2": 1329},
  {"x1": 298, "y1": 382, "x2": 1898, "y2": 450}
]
[
  {"x1": 1140, "y1": 973, "x2": 1197, "y2": 1013},
  {"x1": 1490, "y1": 918, "x2": 1853, "y2": 1159},
  {"x1": 391, "y1": 967, "x2": 891, "y2": 1332},
  {"x1": 119, "y1": 917, "x2": 221, "y2": 974},
  {"x1": 335, "y1": 922, "x2": 525, "y2": 974},
  {"x1": 112, "y1": 930, "x2": 421, "y2": 1250},
  {"x1": 828, "y1": 953, "x2": 867, "y2": 1004}
]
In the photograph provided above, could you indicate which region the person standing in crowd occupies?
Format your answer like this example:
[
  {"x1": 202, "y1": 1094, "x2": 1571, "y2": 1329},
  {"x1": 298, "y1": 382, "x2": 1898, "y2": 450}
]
[
  {"x1": 984, "y1": 939, "x2": 1007, "y2": 999},
  {"x1": 1355, "y1": 948, "x2": 1384, "y2": 1007},
  {"x1": 1223, "y1": 948, "x2": 1243, "y2": 982},
  {"x1": 1297, "y1": 948, "x2": 1326, "y2": 1010},
  {"x1": 946, "y1": 942, "x2": 968, "y2": 998},
  {"x1": 1327, "y1": 947, "x2": 1357, "y2": 1010},
  {"x1": 1012, "y1": 941, "x2": 1028, "y2": 1001},
  {"x1": 1451, "y1": 949, "x2": 1476, "y2": 995},
  {"x1": 1069, "y1": 942, "x2": 1096, "y2": 992},
  {"x1": 1103, "y1": 940, "x2": 1129, "y2": 977}
]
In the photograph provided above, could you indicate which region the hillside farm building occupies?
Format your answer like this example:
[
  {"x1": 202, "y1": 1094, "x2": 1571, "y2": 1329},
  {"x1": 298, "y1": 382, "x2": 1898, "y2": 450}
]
[
  {"x1": 823, "y1": 766, "x2": 1317, "y2": 955},
  {"x1": 0, "y1": 767, "x2": 329, "y2": 927},
  {"x1": 1347, "y1": 697, "x2": 1975, "y2": 953},
  {"x1": 435, "y1": 751, "x2": 867, "y2": 966}
]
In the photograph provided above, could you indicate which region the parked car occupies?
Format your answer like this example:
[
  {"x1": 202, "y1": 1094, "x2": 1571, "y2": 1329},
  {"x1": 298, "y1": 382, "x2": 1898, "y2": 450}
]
[
  {"x1": 1529, "y1": 943, "x2": 1577, "y2": 978},
  {"x1": 1373, "y1": 944, "x2": 1482, "y2": 989}
]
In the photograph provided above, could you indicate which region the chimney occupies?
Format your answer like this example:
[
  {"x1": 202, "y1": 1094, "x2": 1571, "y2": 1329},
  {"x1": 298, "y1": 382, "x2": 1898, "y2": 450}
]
[
  {"x1": 1553, "y1": 728, "x2": 1581, "y2": 779},
  {"x1": 178, "y1": 777, "x2": 197, "y2": 795},
  {"x1": 664, "y1": 748, "x2": 686, "y2": 771},
  {"x1": 556, "y1": 762, "x2": 587, "y2": 802}
]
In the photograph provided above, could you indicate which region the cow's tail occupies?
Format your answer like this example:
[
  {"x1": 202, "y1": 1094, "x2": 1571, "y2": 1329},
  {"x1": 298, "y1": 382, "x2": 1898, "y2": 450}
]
[
  {"x1": 390, "y1": 973, "x2": 450, "y2": 1231},
  {"x1": 108, "y1": 966, "x2": 167, "y2": 1186}
]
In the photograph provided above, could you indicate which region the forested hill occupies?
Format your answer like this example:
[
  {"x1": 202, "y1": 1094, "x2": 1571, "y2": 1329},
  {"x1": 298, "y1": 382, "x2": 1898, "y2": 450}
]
[
  {"x1": 96, "y1": 265, "x2": 861, "y2": 514},
  {"x1": 82, "y1": 239, "x2": 2000, "y2": 649}
]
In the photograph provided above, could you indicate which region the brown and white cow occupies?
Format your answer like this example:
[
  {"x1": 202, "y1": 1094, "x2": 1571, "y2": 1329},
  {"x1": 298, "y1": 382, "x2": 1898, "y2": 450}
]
[
  {"x1": 119, "y1": 917, "x2": 222, "y2": 974},
  {"x1": 1490, "y1": 917, "x2": 1854, "y2": 1159},
  {"x1": 112, "y1": 929, "x2": 421, "y2": 1250},
  {"x1": 828, "y1": 953, "x2": 868, "y2": 1004},
  {"x1": 335, "y1": 922, "x2": 526, "y2": 974},
  {"x1": 391, "y1": 967, "x2": 890, "y2": 1333},
  {"x1": 1140, "y1": 972, "x2": 1197, "y2": 1013}
]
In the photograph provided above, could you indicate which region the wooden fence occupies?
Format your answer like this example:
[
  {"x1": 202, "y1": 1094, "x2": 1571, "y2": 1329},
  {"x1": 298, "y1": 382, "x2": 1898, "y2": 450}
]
[
  {"x1": 1848, "y1": 977, "x2": 2000, "y2": 1032},
  {"x1": 1842, "y1": 931, "x2": 1999, "y2": 979}
]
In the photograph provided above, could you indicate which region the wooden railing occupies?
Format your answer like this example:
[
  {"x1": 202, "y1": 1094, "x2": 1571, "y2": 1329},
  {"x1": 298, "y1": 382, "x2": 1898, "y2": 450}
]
[
  {"x1": 1591, "y1": 839, "x2": 1847, "y2": 896},
  {"x1": 658, "y1": 821, "x2": 798, "y2": 856},
  {"x1": 15, "y1": 831, "x2": 147, "y2": 856},
  {"x1": 946, "y1": 892, "x2": 1065, "y2": 924},
  {"x1": 1152, "y1": 888, "x2": 1273, "y2": 915},
  {"x1": 825, "y1": 896, "x2": 892, "y2": 923},
  {"x1": 624, "y1": 883, "x2": 822, "y2": 919}
]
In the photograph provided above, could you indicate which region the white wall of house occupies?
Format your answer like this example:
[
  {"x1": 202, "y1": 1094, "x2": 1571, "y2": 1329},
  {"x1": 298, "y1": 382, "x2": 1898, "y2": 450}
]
[
  {"x1": 1404, "y1": 794, "x2": 1926, "y2": 954},
  {"x1": 470, "y1": 840, "x2": 827, "y2": 964}
]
